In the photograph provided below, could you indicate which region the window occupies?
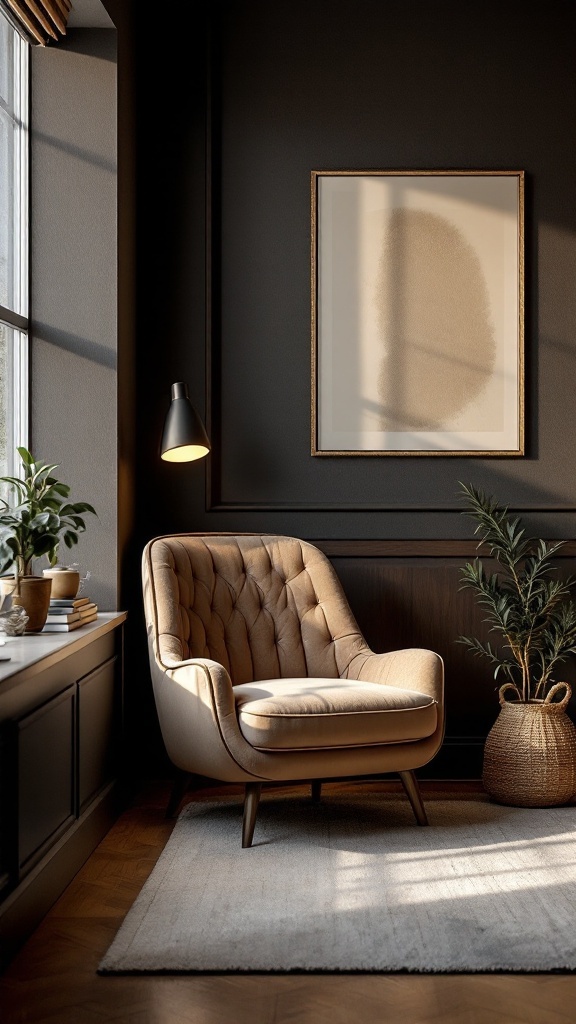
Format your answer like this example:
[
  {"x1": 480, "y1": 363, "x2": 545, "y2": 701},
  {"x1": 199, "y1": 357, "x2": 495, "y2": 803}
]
[{"x1": 0, "y1": 10, "x2": 28, "y2": 478}]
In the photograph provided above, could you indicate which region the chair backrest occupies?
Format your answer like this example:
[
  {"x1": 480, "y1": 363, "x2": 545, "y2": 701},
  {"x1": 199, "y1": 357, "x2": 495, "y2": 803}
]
[{"x1": 143, "y1": 533, "x2": 367, "y2": 685}]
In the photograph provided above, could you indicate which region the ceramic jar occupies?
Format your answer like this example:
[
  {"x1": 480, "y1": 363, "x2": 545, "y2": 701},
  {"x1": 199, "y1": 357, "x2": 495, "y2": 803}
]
[{"x1": 42, "y1": 566, "x2": 80, "y2": 600}]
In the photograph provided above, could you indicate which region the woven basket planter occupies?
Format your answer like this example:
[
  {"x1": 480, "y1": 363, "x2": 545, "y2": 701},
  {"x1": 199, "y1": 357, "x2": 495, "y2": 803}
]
[{"x1": 482, "y1": 682, "x2": 576, "y2": 807}]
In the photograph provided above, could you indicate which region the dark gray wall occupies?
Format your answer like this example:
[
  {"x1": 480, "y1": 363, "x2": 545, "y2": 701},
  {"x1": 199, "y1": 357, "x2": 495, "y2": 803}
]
[
  {"x1": 31, "y1": 29, "x2": 117, "y2": 611},
  {"x1": 129, "y1": 0, "x2": 576, "y2": 775},
  {"x1": 136, "y1": 0, "x2": 576, "y2": 543}
]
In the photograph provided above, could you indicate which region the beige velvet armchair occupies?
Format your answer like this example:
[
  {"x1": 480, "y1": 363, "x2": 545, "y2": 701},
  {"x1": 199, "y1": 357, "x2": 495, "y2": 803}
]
[{"x1": 142, "y1": 533, "x2": 445, "y2": 847}]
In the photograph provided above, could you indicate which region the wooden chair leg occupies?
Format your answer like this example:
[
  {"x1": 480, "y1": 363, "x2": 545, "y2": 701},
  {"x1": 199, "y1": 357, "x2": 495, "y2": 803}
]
[
  {"x1": 242, "y1": 782, "x2": 262, "y2": 848},
  {"x1": 165, "y1": 769, "x2": 192, "y2": 819},
  {"x1": 311, "y1": 780, "x2": 322, "y2": 802},
  {"x1": 399, "y1": 770, "x2": 428, "y2": 826}
]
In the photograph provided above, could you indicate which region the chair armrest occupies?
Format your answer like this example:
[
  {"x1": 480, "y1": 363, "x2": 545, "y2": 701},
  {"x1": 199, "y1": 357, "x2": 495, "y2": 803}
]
[
  {"x1": 148, "y1": 654, "x2": 250, "y2": 778},
  {"x1": 345, "y1": 647, "x2": 444, "y2": 705},
  {"x1": 162, "y1": 656, "x2": 236, "y2": 716}
]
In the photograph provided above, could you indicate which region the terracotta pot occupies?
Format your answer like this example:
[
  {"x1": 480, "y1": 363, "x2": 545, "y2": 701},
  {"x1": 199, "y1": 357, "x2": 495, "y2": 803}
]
[
  {"x1": 42, "y1": 566, "x2": 80, "y2": 599},
  {"x1": 0, "y1": 575, "x2": 53, "y2": 632}
]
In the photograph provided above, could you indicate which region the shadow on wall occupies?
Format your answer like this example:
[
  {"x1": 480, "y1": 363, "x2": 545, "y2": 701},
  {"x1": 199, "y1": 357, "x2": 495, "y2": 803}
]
[
  {"x1": 376, "y1": 208, "x2": 497, "y2": 434},
  {"x1": 32, "y1": 322, "x2": 117, "y2": 370}
]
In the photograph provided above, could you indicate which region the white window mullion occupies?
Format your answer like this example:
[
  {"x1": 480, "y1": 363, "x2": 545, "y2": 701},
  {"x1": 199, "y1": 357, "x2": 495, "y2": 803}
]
[
  {"x1": 14, "y1": 25, "x2": 28, "y2": 319},
  {"x1": 13, "y1": 29, "x2": 28, "y2": 460}
]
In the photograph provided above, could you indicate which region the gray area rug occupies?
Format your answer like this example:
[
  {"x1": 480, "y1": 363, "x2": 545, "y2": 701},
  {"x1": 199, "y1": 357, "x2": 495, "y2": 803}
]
[{"x1": 98, "y1": 793, "x2": 576, "y2": 974}]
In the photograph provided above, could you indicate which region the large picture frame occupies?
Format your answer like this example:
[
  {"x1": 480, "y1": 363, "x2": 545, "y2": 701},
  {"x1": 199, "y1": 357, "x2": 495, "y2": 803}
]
[{"x1": 311, "y1": 170, "x2": 524, "y2": 456}]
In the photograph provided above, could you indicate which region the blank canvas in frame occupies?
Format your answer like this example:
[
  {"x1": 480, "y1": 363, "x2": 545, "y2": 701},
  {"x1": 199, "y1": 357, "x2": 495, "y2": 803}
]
[{"x1": 311, "y1": 170, "x2": 524, "y2": 456}]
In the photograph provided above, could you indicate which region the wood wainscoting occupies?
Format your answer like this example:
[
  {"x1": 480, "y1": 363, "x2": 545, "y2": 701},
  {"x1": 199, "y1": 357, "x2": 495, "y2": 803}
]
[{"x1": 314, "y1": 540, "x2": 576, "y2": 781}]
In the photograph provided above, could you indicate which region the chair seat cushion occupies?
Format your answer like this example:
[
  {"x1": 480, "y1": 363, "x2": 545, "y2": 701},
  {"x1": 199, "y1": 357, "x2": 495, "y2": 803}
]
[{"x1": 234, "y1": 677, "x2": 438, "y2": 751}]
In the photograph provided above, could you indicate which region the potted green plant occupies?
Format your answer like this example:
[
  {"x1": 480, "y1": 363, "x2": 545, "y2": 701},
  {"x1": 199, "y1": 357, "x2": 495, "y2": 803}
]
[
  {"x1": 0, "y1": 447, "x2": 96, "y2": 632},
  {"x1": 457, "y1": 481, "x2": 576, "y2": 807}
]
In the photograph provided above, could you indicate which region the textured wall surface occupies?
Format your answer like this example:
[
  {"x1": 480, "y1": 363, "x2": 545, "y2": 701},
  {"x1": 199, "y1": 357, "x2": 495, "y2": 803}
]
[{"x1": 31, "y1": 30, "x2": 117, "y2": 611}]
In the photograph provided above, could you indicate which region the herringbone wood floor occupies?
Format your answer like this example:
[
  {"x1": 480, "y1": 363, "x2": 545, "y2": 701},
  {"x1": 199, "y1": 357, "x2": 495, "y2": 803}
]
[{"x1": 1, "y1": 780, "x2": 576, "y2": 1024}]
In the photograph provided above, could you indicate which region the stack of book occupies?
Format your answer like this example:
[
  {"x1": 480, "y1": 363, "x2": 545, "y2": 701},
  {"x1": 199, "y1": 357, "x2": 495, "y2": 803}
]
[{"x1": 42, "y1": 595, "x2": 99, "y2": 632}]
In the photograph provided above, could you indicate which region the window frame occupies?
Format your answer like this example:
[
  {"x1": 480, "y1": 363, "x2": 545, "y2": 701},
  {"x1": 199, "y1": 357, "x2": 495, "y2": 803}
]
[{"x1": 0, "y1": 9, "x2": 29, "y2": 478}]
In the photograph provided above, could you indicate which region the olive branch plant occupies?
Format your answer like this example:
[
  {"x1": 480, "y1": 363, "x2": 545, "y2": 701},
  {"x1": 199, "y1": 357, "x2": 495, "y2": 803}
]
[{"x1": 457, "y1": 482, "x2": 576, "y2": 703}]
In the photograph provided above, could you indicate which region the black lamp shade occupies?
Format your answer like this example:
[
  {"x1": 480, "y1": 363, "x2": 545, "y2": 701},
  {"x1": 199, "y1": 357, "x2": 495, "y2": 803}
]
[{"x1": 160, "y1": 382, "x2": 211, "y2": 463}]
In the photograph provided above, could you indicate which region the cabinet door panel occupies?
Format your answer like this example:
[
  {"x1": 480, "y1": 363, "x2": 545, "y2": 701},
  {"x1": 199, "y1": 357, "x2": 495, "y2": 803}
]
[
  {"x1": 0, "y1": 726, "x2": 16, "y2": 898},
  {"x1": 18, "y1": 686, "x2": 75, "y2": 873},
  {"x1": 78, "y1": 657, "x2": 117, "y2": 813}
]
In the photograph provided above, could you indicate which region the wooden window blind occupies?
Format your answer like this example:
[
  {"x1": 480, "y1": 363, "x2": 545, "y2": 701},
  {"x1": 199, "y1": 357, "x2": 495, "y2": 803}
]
[{"x1": 0, "y1": 0, "x2": 72, "y2": 46}]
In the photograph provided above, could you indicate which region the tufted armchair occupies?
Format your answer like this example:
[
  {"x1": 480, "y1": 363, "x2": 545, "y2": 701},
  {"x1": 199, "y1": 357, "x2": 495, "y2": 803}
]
[{"x1": 142, "y1": 533, "x2": 445, "y2": 847}]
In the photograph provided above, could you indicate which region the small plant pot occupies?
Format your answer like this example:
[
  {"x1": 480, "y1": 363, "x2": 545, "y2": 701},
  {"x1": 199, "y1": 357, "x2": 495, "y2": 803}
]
[
  {"x1": 0, "y1": 575, "x2": 53, "y2": 633},
  {"x1": 42, "y1": 567, "x2": 80, "y2": 600}
]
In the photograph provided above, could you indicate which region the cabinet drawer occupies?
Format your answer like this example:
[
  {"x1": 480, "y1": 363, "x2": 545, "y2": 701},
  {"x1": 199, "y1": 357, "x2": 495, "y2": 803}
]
[{"x1": 17, "y1": 686, "x2": 75, "y2": 874}]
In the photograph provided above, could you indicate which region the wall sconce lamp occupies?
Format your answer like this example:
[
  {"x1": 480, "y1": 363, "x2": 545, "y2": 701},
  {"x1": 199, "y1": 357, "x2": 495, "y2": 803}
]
[{"x1": 160, "y1": 382, "x2": 211, "y2": 463}]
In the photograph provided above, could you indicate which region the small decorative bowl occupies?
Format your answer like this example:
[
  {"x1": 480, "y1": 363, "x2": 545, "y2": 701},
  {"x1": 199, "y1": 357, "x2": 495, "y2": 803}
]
[{"x1": 43, "y1": 567, "x2": 81, "y2": 600}]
